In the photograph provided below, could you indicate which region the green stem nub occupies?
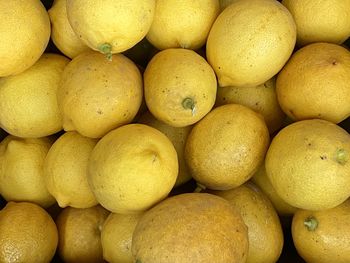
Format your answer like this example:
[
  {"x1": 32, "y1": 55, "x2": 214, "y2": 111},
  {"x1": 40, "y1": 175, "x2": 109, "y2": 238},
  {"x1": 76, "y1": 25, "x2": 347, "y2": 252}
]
[
  {"x1": 304, "y1": 216, "x2": 318, "y2": 231},
  {"x1": 98, "y1": 43, "x2": 113, "y2": 61},
  {"x1": 335, "y1": 148, "x2": 348, "y2": 165},
  {"x1": 182, "y1": 97, "x2": 196, "y2": 116},
  {"x1": 194, "y1": 183, "x2": 206, "y2": 193}
]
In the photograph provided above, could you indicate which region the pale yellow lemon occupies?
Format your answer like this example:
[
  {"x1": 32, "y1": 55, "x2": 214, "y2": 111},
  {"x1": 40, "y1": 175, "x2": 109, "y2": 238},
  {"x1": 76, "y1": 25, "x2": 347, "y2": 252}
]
[
  {"x1": 66, "y1": 0, "x2": 155, "y2": 56},
  {"x1": 207, "y1": 0, "x2": 296, "y2": 87},
  {"x1": 146, "y1": 0, "x2": 220, "y2": 50},
  {"x1": 101, "y1": 213, "x2": 143, "y2": 263},
  {"x1": 282, "y1": 0, "x2": 350, "y2": 46},
  {"x1": 48, "y1": 0, "x2": 90, "y2": 59},
  {"x1": 44, "y1": 132, "x2": 98, "y2": 209},
  {"x1": 266, "y1": 119, "x2": 350, "y2": 211},
  {"x1": 58, "y1": 51, "x2": 143, "y2": 138},
  {"x1": 0, "y1": 0, "x2": 50, "y2": 77},
  {"x1": 138, "y1": 111, "x2": 192, "y2": 187},
  {"x1": 88, "y1": 124, "x2": 178, "y2": 214},
  {"x1": 56, "y1": 205, "x2": 109, "y2": 263},
  {"x1": 276, "y1": 42, "x2": 350, "y2": 124},
  {"x1": 0, "y1": 136, "x2": 55, "y2": 208},
  {"x1": 0, "y1": 53, "x2": 69, "y2": 138},
  {"x1": 185, "y1": 104, "x2": 270, "y2": 190},
  {"x1": 0, "y1": 201, "x2": 58, "y2": 263},
  {"x1": 216, "y1": 77, "x2": 285, "y2": 134},
  {"x1": 144, "y1": 48, "x2": 217, "y2": 127}
]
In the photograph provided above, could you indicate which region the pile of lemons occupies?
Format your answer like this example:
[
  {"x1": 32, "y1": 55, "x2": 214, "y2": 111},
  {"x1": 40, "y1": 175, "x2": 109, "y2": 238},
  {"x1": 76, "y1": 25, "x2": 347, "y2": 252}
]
[{"x1": 0, "y1": 0, "x2": 350, "y2": 263}]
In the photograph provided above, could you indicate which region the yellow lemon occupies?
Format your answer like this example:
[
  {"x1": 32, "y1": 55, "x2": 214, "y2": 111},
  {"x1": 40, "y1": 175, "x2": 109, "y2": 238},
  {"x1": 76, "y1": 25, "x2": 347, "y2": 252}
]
[
  {"x1": 146, "y1": 0, "x2": 220, "y2": 50},
  {"x1": 0, "y1": 53, "x2": 69, "y2": 138},
  {"x1": 0, "y1": 201, "x2": 58, "y2": 263},
  {"x1": 58, "y1": 51, "x2": 143, "y2": 138},
  {"x1": 266, "y1": 119, "x2": 350, "y2": 211},
  {"x1": 144, "y1": 48, "x2": 217, "y2": 127},
  {"x1": 185, "y1": 104, "x2": 270, "y2": 190},
  {"x1": 276, "y1": 42, "x2": 350, "y2": 124},
  {"x1": 251, "y1": 164, "x2": 297, "y2": 216},
  {"x1": 207, "y1": 0, "x2": 296, "y2": 87},
  {"x1": 292, "y1": 199, "x2": 350, "y2": 263},
  {"x1": 138, "y1": 111, "x2": 192, "y2": 187},
  {"x1": 216, "y1": 77, "x2": 285, "y2": 134},
  {"x1": 211, "y1": 182, "x2": 284, "y2": 263},
  {"x1": 56, "y1": 205, "x2": 109, "y2": 263},
  {"x1": 0, "y1": 0, "x2": 50, "y2": 77},
  {"x1": 66, "y1": 0, "x2": 155, "y2": 57},
  {"x1": 48, "y1": 0, "x2": 90, "y2": 59},
  {"x1": 0, "y1": 135, "x2": 55, "y2": 208},
  {"x1": 282, "y1": 0, "x2": 350, "y2": 46},
  {"x1": 101, "y1": 213, "x2": 143, "y2": 263},
  {"x1": 88, "y1": 124, "x2": 178, "y2": 214},
  {"x1": 132, "y1": 193, "x2": 248, "y2": 263},
  {"x1": 44, "y1": 131, "x2": 98, "y2": 208}
]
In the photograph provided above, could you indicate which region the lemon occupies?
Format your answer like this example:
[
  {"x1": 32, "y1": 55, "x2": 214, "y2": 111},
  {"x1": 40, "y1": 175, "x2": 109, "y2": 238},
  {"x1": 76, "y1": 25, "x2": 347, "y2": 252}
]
[
  {"x1": 0, "y1": 201, "x2": 58, "y2": 263},
  {"x1": 58, "y1": 51, "x2": 143, "y2": 138},
  {"x1": 276, "y1": 42, "x2": 350, "y2": 124},
  {"x1": 44, "y1": 131, "x2": 98, "y2": 208},
  {"x1": 292, "y1": 199, "x2": 350, "y2": 263},
  {"x1": 101, "y1": 212, "x2": 143, "y2": 263},
  {"x1": 211, "y1": 182, "x2": 284, "y2": 263},
  {"x1": 56, "y1": 205, "x2": 109, "y2": 263},
  {"x1": 0, "y1": 0, "x2": 50, "y2": 77},
  {"x1": 216, "y1": 77, "x2": 285, "y2": 134},
  {"x1": 88, "y1": 124, "x2": 178, "y2": 214},
  {"x1": 207, "y1": 0, "x2": 296, "y2": 87},
  {"x1": 144, "y1": 48, "x2": 217, "y2": 127},
  {"x1": 0, "y1": 135, "x2": 55, "y2": 208},
  {"x1": 146, "y1": 0, "x2": 220, "y2": 50},
  {"x1": 185, "y1": 104, "x2": 270, "y2": 190},
  {"x1": 132, "y1": 193, "x2": 248, "y2": 263},
  {"x1": 282, "y1": 0, "x2": 350, "y2": 46},
  {"x1": 138, "y1": 111, "x2": 192, "y2": 187},
  {"x1": 48, "y1": 0, "x2": 90, "y2": 59},
  {"x1": 0, "y1": 53, "x2": 69, "y2": 138},
  {"x1": 251, "y1": 164, "x2": 297, "y2": 216},
  {"x1": 266, "y1": 119, "x2": 350, "y2": 211},
  {"x1": 66, "y1": 0, "x2": 155, "y2": 57}
]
